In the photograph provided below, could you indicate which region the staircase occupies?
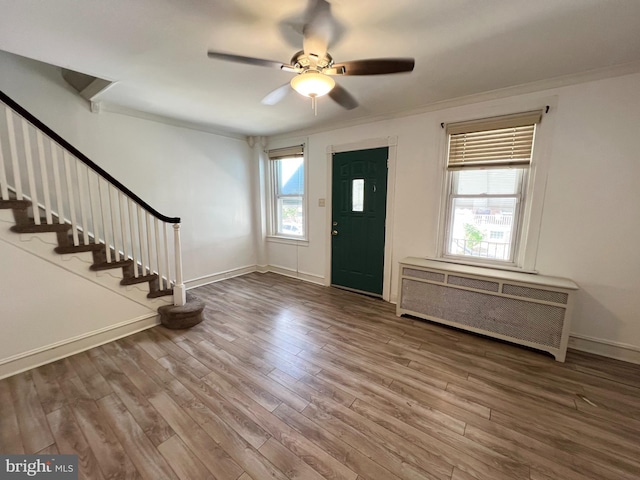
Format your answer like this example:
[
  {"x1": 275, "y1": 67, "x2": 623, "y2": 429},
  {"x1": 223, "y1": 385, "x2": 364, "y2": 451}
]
[
  {"x1": 0, "y1": 90, "x2": 201, "y2": 326},
  {"x1": 1, "y1": 196, "x2": 172, "y2": 298}
]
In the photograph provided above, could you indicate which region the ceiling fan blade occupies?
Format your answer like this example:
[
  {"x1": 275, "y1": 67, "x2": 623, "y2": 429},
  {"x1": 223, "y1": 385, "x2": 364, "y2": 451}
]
[
  {"x1": 207, "y1": 51, "x2": 285, "y2": 69},
  {"x1": 302, "y1": 0, "x2": 337, "y2": 58},
  {"x1": 329, "y1": 84, "x2": 358, "y2": 110},
  {"x1": 261, "y1": 83, "x2": 292, "y2": 106},
  {"x1": 327, "y1": 58, "x2": 415, "y2": 76},
  {"x1": 279, "y1": 0, "x2": 344, "y2": 53}
]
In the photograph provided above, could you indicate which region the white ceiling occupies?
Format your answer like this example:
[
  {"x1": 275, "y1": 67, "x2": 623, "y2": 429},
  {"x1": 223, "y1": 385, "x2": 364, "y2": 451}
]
[{"x1": 1, "y1": 0, "x2": 640, "y2": 137}]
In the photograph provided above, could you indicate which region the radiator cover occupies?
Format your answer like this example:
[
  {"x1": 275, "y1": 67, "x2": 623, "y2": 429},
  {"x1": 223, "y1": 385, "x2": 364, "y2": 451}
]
[{"x1": 397, "y1": 258, "x2": 578, "y2": 361}]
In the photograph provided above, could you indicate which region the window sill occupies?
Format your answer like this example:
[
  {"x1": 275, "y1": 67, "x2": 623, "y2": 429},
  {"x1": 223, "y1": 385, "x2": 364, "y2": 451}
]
[
  {"x1": 434, "y1": 256, "x2": 537, "y2": 274},
  {"x1": 266, "y1": 235, "x2": 309, "y2": 247}
]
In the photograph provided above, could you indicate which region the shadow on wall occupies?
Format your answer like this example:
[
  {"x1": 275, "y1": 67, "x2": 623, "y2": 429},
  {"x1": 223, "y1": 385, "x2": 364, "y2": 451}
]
[{"x1": 571, "y1": 284, "x2": 635, "y2": 346}]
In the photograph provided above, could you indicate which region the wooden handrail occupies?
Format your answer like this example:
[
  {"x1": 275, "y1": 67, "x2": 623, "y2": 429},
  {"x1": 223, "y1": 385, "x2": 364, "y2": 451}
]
[{"x1": 0, "y1": 90, "x2": 180, "y2": 224}]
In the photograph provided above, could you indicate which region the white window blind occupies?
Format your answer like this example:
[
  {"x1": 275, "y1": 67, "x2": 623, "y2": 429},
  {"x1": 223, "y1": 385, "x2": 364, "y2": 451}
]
[
  {"x1": 446, "y1": 111, "x2": 542, "y2": 170},
  {"x1": 268, "y1": 145, "x2": 304, "y2": 160}
]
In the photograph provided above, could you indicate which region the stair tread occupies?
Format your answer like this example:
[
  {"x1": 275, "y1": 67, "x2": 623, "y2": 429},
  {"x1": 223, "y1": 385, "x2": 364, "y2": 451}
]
[
  {"x1": 55, "y1": 243, "x2": 105, "y2": 254},
  {"x1": 90, "y1": 259, "x2": 134, "y2": 271},
  {"x1": 121, "y1": 273, "x2": 159, "y2": 286},
  {"x1": 148, "y1": 289, "x2": 173, "y2": 298},
  {"x1": 11, "y1": 223, "x2": 71, "y2": 233},
  {"x1": 5, "y1": 197, "x2": 172, "y2": 302},
  {"x1": 0, "y1": 199, "x2": 31, "y2": 209}
]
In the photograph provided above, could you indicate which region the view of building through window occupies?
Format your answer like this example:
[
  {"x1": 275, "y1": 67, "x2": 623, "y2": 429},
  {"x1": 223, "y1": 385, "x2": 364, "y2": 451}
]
[
  {"x1": 274, "y1": 156, "x2": 304, "y2": 236},
  {"x1": 446, "y1": 168, "x2": 523, "y2": 262}
]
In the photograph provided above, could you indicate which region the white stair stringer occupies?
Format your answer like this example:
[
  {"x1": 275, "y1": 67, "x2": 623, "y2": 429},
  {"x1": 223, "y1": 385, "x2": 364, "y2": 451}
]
[{"x1": 0, "y1": 209, "x2": 171, "y2": 312}]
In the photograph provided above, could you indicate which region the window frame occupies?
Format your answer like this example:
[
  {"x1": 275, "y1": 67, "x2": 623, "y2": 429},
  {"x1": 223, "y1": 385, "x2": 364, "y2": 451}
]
[
  {"x1": 442, "y1": 167, "x2": 529, "y2": 266},
  {"x1": 436, "y1": 107, "x2": 551, "y2": 271},
  {"x1": 267, "y1": 146, "x2": 307, "y2": 240}
]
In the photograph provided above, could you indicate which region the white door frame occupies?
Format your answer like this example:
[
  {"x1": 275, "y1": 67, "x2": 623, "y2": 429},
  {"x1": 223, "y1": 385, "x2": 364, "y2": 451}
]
[{"x1": 324, "y1": 136, "x2": 398, "y2": 302}]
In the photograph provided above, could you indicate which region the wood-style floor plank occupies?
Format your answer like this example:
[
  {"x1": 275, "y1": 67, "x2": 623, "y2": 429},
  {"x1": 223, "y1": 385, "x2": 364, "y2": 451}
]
[
  {"x1": 0, "y1": 377, "x2": 24, "y2": 453},
  {"x1": 273, "y1": 402, "x2": 404, "y2": 480},
  {"x1": 148, "y1": 391, "x2": 244, "y2": 480},
  {"x1": 47, "y1": 406, "x2": 106, "y2": 480},
  {"x1": 156, "y1": 435, "x2": 216, "y2": 480},
  {"x1": 59, "y1": 374, "x2": 140, "y2": 480},
  {"x1": 1, "y1": 272, "x2": 639, "y2": 480},
  {"x1": 30, "y1": 363, "x2": 68, "y2": 414},
  {"x1": 67, "y1": 351, "x2": 113, "y2": 400},
  {"x1": 97, "y1": 393, "x2": 179, "y2": 480},
  {"x1": 8, "y1": 371, "x2": 55, "y2": 454},
  {"x1": 258, "y1": 437, "x2": 326, "y2": 480},
  {"x1": 87, "y1": 346, "x2": 175, "y2": 446}
]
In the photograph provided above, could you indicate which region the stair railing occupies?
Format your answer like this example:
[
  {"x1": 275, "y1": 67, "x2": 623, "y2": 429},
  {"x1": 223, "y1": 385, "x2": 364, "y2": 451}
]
[{"x1": 0, "y1": 90, "x2": 186, "y2": 306}]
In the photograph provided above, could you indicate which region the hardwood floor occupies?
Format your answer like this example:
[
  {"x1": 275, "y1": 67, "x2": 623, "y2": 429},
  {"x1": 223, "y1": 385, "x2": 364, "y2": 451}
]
[{"x1": 2, "y1": 272, "x2": 640, "y2": 480}]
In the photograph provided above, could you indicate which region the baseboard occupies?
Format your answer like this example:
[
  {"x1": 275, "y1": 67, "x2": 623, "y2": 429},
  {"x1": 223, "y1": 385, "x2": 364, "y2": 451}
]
[
  {"x1": 184, "y1": 264, "x2": 325, "y2": 289},
  {"x1": 568, "y1": 334, "x2": 640, "y2": 365},
  {"x1": 0, "y1": 313, "x2": 160, "y2": 380},
  {"x1": 265, "y1": 264, "x2": 325, "y2": 285},
  {"x1": 298, "y1": 270, "x2": 325, "y2": 285},
  {"x1": 185, "y1": 265, "x2": 258, "y2": 289}
]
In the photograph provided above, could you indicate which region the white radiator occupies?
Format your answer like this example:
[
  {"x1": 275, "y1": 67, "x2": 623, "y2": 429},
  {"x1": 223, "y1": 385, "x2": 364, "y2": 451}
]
[{"x1": 397, "y1": 257, "x2": 578, "y2": 361}]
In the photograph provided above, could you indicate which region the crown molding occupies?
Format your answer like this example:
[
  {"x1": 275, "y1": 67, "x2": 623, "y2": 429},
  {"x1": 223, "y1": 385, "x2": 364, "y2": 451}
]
[
  {"x1": 266, "y1": 60, "x2": 640, "y2": 142},
  {"x1": 98, "y1": 102, "x2": 249, "y2": 141},
  {"x1": 87, "y1": 59, "x2": 640, "y2": 143}
]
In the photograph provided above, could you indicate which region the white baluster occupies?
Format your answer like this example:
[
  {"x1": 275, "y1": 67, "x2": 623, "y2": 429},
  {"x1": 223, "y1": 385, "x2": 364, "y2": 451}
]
[
  {"x1": 137, "y1": 206, "x2": 146, "y2": 276},
  {"x1": 6, "y1": 109, "x2": 23, "y2": 200},
  {"x1": 76, "y1": 161, "x2": 89, "y2": 244},
  {"x1": 87, "y1": 169, "x2": 101, "y2": 244},
  {"x1": 154, "y1": 217, "x2": 163, "y2": 287},
  {"x1": 50, "y1": 144, "x2": 65, "y2": 224},
  {"x1": 173, "y1": 223, "x2": 186, "y2": 306},
  {"x1": 109, "y1": 185, "x2": 120, "y2": 261},
  {"x1": 119, "y1": 192, "x2": 128, "y2": 260},
  {"x1": 128, "y1": 199, "x2": 139, "y2": 278},
  {"x1": 146, "y1": 210, "x2": 153, "y2": 275},
  {"x1": 63, "y1": 151, "x2": 79, "y2": 245},
  {"x1": 0, "y1": 121, "x2": 9, "y2": 200},
  {"x1": 35, "y1": 131, "x2": 53, "y2": 224},
  {"x1": 98, "y1": 178, "x2": 111, "y2": 262},
  {"x1": 163, "y1": 222, "x2": 171, "y2": 290},
  {"x1": 21, "y1": 120, "x2": 40, "y2": 224}
]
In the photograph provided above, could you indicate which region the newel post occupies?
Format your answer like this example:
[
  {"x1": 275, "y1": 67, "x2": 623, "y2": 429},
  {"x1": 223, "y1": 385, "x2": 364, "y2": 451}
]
[{"x1": 173, "y1": 223, "x2": 186, "y2": 306}]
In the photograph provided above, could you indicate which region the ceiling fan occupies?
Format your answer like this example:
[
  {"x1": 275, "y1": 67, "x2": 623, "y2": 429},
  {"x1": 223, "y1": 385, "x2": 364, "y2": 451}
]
[{"x1": 207, "y1": 0, "x2": 415, "y2": 112}]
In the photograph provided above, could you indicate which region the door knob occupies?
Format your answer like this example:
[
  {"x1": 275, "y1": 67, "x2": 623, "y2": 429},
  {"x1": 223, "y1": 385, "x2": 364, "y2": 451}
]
[{"x1": 331, "y1": 230, "x2": 338, "y2": 236}]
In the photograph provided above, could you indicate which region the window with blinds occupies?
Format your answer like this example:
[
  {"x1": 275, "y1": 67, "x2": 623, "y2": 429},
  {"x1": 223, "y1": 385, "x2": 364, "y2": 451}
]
[
  {"x1": 441, "y1": 111, "x2": 542, "y2": 266},
  {"x1": 268, "y1": 145, "x2": 306, "y2": 238},
  {"x1": 446, "y1": 111, "x2": 541, "y2": 170}
]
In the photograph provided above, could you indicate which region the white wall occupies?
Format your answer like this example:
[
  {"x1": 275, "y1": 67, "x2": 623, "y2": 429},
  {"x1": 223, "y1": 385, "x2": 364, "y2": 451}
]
[
  {"x1": 0, "y1": 51, "x2": 256, "y2": 284},
  {"x1": 0, "y1": 238, "x2": 152, "y2": 357},
  {"x1": 266, "y1": 71, "x2": 640, "y2": 358},
  {"x1": 0, "y1": 231, "x2": 155, "y2": 378}
]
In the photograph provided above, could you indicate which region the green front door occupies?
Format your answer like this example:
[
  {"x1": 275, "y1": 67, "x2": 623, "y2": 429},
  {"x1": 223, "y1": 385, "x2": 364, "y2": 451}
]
[{"x1": 331, "y1": 147, "x2": 388, "y2": 295}]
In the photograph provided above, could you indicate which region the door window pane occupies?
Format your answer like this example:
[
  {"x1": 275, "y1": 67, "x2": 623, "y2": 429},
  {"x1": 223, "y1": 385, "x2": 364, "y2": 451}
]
[{"x1": 352, "y1": 179, "x2": 364, "y2": 212}]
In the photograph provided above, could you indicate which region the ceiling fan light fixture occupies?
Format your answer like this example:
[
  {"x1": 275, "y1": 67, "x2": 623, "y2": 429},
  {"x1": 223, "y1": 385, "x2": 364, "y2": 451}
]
[{"x1": 290, "y1": 70, "x2": 335, "y2": 98}]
